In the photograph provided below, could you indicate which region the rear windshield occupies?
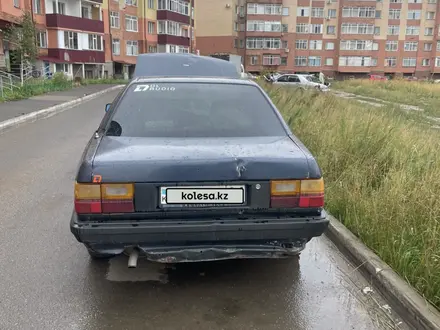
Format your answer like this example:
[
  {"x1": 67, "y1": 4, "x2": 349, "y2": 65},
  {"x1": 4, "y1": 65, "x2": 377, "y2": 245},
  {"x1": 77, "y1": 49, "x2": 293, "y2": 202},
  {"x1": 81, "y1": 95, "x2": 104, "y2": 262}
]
[{"x1": 107, "y1": 82, "x2": 287, "y2": 138}]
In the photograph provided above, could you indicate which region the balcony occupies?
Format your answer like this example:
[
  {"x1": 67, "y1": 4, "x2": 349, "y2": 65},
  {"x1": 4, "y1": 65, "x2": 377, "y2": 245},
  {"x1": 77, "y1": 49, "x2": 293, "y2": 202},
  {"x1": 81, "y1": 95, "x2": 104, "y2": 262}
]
[
  {"x1": 48, "y1": 48, "x2": 105, "y2": 63},
  {"x1": 157, "y1": 10, "x2": 194, "y2": 25},
  {"x1": 157, "y1": 35, "x2": 191, "y2": 47},
  {"x1": 46, "y1": 14, "x2": 104, "y2": 33}
]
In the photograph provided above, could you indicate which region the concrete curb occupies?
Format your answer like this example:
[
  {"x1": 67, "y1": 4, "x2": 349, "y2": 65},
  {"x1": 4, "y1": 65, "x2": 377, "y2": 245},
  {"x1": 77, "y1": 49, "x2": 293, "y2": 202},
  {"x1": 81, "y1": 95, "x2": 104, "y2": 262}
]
[
  {"x1": 0, "y1": 84, "x2": 124, "y2": 134},
  {"x1": 326, "y1": 214, "x2": 440, "y2": 330}
]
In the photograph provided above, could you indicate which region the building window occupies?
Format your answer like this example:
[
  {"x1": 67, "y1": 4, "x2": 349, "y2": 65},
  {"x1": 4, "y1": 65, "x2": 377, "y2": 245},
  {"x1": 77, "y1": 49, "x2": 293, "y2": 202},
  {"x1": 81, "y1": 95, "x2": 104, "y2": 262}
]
[
  {"x1": 52, "y1": 1, "x2": 65, "y2": 14},
  {"x1": 281, "y1": 57, "x2": 287, "y2": 66},
  {"x1": 297, "y1": 7, "x2": 309, "y2": 17},
  {"x1": 282, "y1": 40, "x2": 288, "y2": 48},
  {"x1": 406, "y1": 26, "x2": 420, "y2": 36},
  {"x1": 436, "y1": 57, "x2": 440, "y2": 67},
  {"x1": 341, "y1": 23, "x2": 374, "y2": 34},
  {"x1": 409, "y1": 0, "x2": 421, "y2": 3},
  {"x1": 388, "y1": 25, "x2": 399, "y2": 35},
  {"x1": 325, "y1": 58, "x2": 333, "y2": 66},
  {"x1": 385, "y1": 57, "x2": 397, "y2": 67},
  {"x1": 110, "y1": 12, "x2": 120, "y2": 28},
  {"x1": 125, "y1": 0, "x2": 138, "y2": 6},
  {"x1": 328, "y1": 9, "x2": 336, "y2": 18},
  {"x1": 308, "y1": 56, "x2": 321, "y2": 67},
  {"x1": 112, "y1": 39, "x2": 120, "y2": 55},
  {"x1": 250, "y1": 55, "x2": 259, "y2": 65},
  {"x1": 148, "y1": 0, "x2": 155, "y2": 9},
  {"x1": 425, "y1": 27, "x2": 434, "y2": 36},
  {"x1": 390, "y1": 0, "x2": 402, "y2": 2},
  {"x1": 126, "y1": 40, "x2": 138, "y2": 56},
  {"x1": 88, "y1": 34, "x2": 102, "y2": 50},
  {"x1": 309, "y1": 40, "x2": 322, "y2": 50},
  {"x1": 36, "y1": 30, "x2": 47, "y2": 48},
  {"x1": 339, "y1": 56, "x2": 373, "y2": 67},
  {"x1": 295, "y1": 56, "x2": 307, "y2": 66},
  {"x1": 402, "y1": 58, "x2": 417, "y2": 67},
  {"x1": 125, "y1": 15, "x2": 138, "y2": 32},
  {"x1": 13, "y1": 0, "x2": 20, "y2": 8},
  {"x1": 296, "y1": 24, "x2": 309, "y2": 34},
  {"x1": 437, "y1": 41, "x2": 440, "y2": 51},
  {"x1": 389, "y1": 9, "x2": 400, "y2": 19},
  {"x1": 407, "y1": 10, "x2": 421, "y2": 20},
  {"x1": 282, "y1": 24, "x2": 288, "y2": 32},
  {"x1": 340, "y1": 40, "x2": 377, "y2": 51},
  {"x1": 404, "y1": 42, "x2": 418, "y2": 51},
  {"x1": 148, "y1": 45, "x2": 157, "y2": 53},
  {"x1": 33, "y1": 0, "x2": 41, "y2": 13},
  {"x1": 263, "y1": 55, "x2": 281, "y2": 66},
  {"x1": 158, "y1": 0, "x2": 190, "y2": 16},
  {"x1": 385, "y1": 41, "x2": 398, "y2": 51},
  {"x1": 311, "y1": 24, "x2": 323, "y2": 34},
  {"x1": 81, "y1": 6, "x2": 92, "y2": 19},
  {"x1": 422, "y1": 59, "x2": 430, "y2": 66},
  {"x1": 247, "y1": 21, "x2": 282, "y2": 32},
  {"x1": 426, "y1": 12, "x2": 435, "y2": 20},
  {"x1": 64, "y1": 31, "x2": 78, "y2": 49},
  {"x1": 428, "y1": 0, "x2": 437, "y2": 3},
  {"x1": 326, "y1": 42, "x2": 334, "y2": 50},
  {"x1": 327, "y1": 25, "x2": 336, "y2": 34},
  {"x1": 158, "y1": 20, "x2": 189, "y2": 37},
  {"x1": 311, "y1": 8, "x2": 324, "y2": 18},
  {"x1": 424, "y1": 43, "x2": 432, "y2": 51},
  {"x1": 374, "y1": 27, "x2": 380, "y2": 35},
  {"x1": 148, "y1": 21, "x2": 155, "y2": 34},
  {"x1": 295, "y1": 40, "x2": 307, "y2": 50},
  {"x1": 282, "y1": 7, "x2": 289, "y2": 16},
  {"x1": 247, "y1": 4, "x2": 282, "y2": 15},
  {"x1": 342, "y1": 7, "x2": 375, "y2": 18},
  {"x1": 246, "y1": 37, "x2": 281, "y2": 49},
  {"x1": 55, "y1": 63, "x2": 69, "y2": 73}
]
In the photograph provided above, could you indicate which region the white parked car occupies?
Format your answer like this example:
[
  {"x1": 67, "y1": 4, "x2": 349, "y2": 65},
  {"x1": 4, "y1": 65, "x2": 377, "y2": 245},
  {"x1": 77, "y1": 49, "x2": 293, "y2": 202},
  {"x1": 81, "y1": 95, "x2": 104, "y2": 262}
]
[{"x1": 272, "y1": 74, "x2": 330, "y2": 91}]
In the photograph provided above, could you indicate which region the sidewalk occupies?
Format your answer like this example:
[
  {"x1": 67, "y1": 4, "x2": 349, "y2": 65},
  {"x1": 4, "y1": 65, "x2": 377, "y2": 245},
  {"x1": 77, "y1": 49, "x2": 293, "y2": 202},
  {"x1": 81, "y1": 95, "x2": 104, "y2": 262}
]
[{"x1": 0, "y1": 84, "x2": 116, "y2": 123}]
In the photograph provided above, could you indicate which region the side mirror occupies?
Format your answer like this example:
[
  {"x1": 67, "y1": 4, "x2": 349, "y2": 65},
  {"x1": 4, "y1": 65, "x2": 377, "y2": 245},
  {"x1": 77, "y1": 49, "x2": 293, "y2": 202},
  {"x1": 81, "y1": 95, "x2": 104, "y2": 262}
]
[{"x1": 105, "y1": 103, "x2": 111, "y2": 112}]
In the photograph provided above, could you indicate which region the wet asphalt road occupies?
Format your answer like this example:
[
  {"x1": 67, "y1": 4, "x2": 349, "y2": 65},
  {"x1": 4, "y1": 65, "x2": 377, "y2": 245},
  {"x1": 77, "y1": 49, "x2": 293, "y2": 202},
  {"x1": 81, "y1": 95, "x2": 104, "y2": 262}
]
[{"x1": 0, "y1": 91, "x2": 409, "y2": 330}]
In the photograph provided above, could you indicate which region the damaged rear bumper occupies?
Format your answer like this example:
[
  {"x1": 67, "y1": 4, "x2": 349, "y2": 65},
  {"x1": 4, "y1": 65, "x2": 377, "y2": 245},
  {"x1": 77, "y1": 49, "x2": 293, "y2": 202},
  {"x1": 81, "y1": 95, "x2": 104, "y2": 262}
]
[{"x1": 70, "y1": 211, "x2": 329, "y2": 263}]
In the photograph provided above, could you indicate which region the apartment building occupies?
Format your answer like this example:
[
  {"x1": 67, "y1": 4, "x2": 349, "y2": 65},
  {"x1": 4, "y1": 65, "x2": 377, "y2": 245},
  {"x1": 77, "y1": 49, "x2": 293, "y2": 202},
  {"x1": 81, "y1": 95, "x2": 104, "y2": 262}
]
[
  {"x1": 0, "y1": 0, "x2": 195, "y2": 79},
  {"x1": 196, "y1": 0, "x2": 440, "y2": 78}
]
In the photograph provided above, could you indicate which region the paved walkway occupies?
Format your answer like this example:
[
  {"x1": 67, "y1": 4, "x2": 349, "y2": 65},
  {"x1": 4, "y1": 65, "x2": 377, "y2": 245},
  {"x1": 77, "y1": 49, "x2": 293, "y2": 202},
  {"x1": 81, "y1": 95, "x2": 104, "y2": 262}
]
[{"x1": 0, "y1": 84, "x2": 114, "y2": 123}]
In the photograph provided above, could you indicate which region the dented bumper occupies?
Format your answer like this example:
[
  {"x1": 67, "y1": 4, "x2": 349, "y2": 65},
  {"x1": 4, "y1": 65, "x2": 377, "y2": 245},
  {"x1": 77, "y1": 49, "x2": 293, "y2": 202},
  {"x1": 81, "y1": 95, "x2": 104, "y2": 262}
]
[{"x1": 70, "y1": 211, "x2": 329, "y2": 263}]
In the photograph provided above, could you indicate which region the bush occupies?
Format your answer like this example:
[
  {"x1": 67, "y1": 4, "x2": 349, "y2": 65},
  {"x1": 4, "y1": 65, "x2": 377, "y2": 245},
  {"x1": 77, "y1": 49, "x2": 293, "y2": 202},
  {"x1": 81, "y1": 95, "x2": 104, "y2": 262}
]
[{"x1": 264, "y1": 83, "x2": 440, "y2": 310}]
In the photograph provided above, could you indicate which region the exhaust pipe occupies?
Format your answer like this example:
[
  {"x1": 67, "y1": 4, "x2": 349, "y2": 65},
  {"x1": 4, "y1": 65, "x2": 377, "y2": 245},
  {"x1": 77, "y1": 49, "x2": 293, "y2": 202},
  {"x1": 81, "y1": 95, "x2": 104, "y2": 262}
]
[{"x1": 128, "y1": 249, "x2": 139, "y2": 268}]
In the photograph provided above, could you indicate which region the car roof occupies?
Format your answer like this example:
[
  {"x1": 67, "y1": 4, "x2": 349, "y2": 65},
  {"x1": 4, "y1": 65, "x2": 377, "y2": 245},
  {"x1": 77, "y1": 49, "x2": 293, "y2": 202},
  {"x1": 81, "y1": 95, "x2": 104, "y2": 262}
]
[
  {"x1": 133, "y1": 53, "x2": 241, "y2": 79},
  {"x1": 130, "y1": 76, "x2": 258, "y2": 86}
]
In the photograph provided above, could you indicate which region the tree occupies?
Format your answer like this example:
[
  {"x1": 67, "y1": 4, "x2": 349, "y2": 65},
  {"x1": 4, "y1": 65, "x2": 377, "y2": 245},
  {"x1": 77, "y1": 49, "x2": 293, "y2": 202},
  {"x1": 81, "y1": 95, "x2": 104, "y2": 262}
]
[{"x1": 4, "y1": 11, "x2": 38, "y2": 65}]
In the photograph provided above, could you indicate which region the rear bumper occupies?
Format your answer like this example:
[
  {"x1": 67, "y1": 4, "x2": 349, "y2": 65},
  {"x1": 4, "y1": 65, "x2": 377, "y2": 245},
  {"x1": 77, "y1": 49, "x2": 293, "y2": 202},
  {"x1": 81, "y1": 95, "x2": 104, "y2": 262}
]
[{"x1": 70, "y1": 211, "x2": 329, "y2": 262}]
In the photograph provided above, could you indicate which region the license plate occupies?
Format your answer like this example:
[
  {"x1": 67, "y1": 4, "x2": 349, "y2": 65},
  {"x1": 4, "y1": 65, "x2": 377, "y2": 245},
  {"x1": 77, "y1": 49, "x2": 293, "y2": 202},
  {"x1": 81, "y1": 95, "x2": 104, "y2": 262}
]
[{"x1": 160, "y1": 185, "x2": 245, "y2": 206}]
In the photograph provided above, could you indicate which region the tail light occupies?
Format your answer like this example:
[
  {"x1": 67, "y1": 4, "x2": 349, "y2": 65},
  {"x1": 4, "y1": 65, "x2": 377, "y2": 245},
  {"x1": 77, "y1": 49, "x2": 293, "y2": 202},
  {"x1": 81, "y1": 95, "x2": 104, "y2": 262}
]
[
  {"x1": 74, "y1": 182, "x2": 134, "y2": 214},
  {"x1": 270, "y1": 178, "x2": 324, "y2": 208}
]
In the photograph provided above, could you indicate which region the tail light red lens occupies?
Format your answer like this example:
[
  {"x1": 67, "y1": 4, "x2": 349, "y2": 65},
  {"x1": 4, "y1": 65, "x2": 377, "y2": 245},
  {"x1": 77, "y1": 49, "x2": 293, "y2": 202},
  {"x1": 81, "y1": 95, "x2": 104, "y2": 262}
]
[
  {"x1": 74, "y1": 182, "x2": 134, "y2": 214},
  {"x1": 270, "y1": 179, "x2": 324, "y2": 208}
]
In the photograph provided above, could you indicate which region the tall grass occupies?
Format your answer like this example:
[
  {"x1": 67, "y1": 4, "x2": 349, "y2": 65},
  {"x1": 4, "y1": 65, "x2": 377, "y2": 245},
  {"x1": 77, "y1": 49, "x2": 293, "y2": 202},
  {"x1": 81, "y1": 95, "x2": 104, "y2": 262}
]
[
  {"x1": 264, "y1": 83, "x2": 440, "y2": 310},
  {"x1": 333, "y1": 79, "x2": 440, "y2": 118}
]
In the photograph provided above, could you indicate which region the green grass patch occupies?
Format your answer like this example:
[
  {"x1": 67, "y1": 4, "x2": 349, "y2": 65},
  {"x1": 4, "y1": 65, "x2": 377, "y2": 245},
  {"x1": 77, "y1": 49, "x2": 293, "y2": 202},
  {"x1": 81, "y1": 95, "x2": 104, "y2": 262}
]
[
  {"x1": 83, "y1": 78, "x2": 129, "y2": 85},
  {"x1": 333, "y1": 79, "x2": 440, "y2": 118},
  {"x1": 263, "y1": 82, "x2": 440, "y2": 310},
  {"x1": 0, "y1": 76, "x2": 129, "y2": 102},
  {"x1": 0, "y1": 79, "x2": 73, "y2": 102}
]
